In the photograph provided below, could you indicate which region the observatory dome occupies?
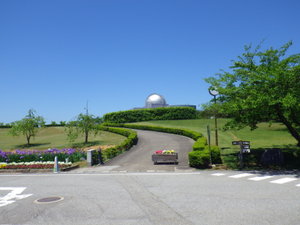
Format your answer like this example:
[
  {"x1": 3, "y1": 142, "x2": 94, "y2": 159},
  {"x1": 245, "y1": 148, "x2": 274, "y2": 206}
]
[{"x1": 145, "y1": 93, "x2": 167, "y2": 108}]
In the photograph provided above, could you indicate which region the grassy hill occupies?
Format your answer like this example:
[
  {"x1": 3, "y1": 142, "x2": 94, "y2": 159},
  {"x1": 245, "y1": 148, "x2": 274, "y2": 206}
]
[
  {"x1": 133, "y1": 119, "x2": 298, "y2": 149},
  {"x1": 0, "y1": 126, "x2": 126, "y2": 151}
]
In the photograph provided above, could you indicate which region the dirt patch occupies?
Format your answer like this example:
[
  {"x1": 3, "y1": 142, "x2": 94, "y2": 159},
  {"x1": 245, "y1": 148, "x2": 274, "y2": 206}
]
[{"x1": 82, "y1": 145, "x2": 115, "y2": 152}]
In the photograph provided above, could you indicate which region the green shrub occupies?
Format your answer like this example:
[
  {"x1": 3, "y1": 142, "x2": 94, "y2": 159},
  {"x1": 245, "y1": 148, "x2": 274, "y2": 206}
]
[
  {"x1": 204, "y1": 145, "x2": 222, "y2": 164},
  {"x1": 103, "y1": 107, "x2": 197, "y2": 123},
  {"x1": 193, "y1": 137, "x2": 207, "y2": 151},
  {"x1": 121, "y1": 124, "x2": 202, "y2": 141},
  {"x1": 188, "y1": 151, "x2": 210, "y2": 168}
]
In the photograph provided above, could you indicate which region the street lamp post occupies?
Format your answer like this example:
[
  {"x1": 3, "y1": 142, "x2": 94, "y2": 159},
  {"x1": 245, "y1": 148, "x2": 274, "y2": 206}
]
[{"x1": 209, "y1": 87, "x2": 219, "y2": 146}]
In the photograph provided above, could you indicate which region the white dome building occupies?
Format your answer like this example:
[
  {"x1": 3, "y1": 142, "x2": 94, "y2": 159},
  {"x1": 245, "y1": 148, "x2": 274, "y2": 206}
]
[{"x1": 145, "y1": 93, "x2": 168, "y2": 108}]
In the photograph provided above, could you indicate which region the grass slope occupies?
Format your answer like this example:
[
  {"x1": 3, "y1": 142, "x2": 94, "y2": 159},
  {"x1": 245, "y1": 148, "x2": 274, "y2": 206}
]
[
  {"x1": 134, "y1": 119, "x2": 297, "y2": 149},
  {"x1": 134, "y1": 119, "x2": 300, "y2": 169},
  {"x1": 0, "y1": 127, "x2": 126, "y2": 151}
]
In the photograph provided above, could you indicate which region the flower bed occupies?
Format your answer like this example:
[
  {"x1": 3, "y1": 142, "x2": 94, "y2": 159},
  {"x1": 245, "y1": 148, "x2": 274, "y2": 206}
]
[
  {"x1": 0, "y1": 161, "x2": 72, "y2": 170},
  {"x1": 154, "y1": 150, "x2": 176, "y2": 155},
  {"x1": 0, "y1": 149, "x2": 86, "y2": 163}
]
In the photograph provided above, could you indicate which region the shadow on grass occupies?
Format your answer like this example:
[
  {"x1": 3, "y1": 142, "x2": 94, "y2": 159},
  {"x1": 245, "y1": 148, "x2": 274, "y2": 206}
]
[
  {"x1": 71, "y1": 141, "x2": 104, "y2": 149},
  {"x1": 14, "y1": 143, "x2": 51, "y2": 149}
]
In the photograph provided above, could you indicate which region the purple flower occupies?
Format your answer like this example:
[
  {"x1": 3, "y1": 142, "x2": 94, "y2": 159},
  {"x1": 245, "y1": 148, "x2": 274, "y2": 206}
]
[{"x1": 0, "y1": 150, "x2": 8, "y2": 159}]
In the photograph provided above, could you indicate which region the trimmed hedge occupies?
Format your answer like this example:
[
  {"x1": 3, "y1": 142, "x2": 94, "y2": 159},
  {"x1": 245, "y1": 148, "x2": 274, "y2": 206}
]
[
  {"x1": 103, "y1": 107, "x2": 197, "y2": 123},
  {"x1": 109, "y1": 123, "x2": 222, "y2": 168},
  {"x1": 192, "y1": 137, "x2": 207, "y2": 151},
  {"x1": 117, "y1": 124, "x2": 202, "y2": 140},
  {"x1": 97, "y1": 126, "x2": 138, "y2": 162},
  {"x1": 189, "y1": 151, "x2": 210, "y2": 168}
]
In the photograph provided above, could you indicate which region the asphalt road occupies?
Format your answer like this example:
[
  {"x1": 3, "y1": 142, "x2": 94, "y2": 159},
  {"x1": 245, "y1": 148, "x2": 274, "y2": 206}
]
[
  {"x1": 1, "y1": 171, "x2": 300, "y2": 225},
  {"x1": 1, "y1": 130, "x2": 300, "y2": 224}
]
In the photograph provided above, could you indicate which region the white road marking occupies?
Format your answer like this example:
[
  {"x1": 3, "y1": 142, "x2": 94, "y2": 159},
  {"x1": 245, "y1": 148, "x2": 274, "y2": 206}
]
[
  {"x1": 270, "y1": 178, "x2": 297, "y2": 184},
  {"x1": 229, "y1": 173, "x2": 253, "y2": 178},
  {"x1": 296, "y1": 184, "x2": 300, "y2": 187},
  {"x1": 248, "y1": 176, "x2": 273, "y2": 181},
  {"x1": 0, "y1": 187, "x2": 32, "y2": 207},
  {"x1": 211, "y1": 173, "x2": 226, "y2": 176}
]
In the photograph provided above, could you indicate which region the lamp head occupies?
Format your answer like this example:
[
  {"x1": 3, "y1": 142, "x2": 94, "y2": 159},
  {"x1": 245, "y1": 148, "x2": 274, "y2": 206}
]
[{"x1": 208, "y1": 87, "x2": 219, "y2": 96}]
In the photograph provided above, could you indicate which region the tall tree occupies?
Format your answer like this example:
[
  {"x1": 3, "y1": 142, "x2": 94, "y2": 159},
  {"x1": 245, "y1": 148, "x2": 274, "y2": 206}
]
[
  {"x1": 205, "y1": 41, "x2": 300, "y2": 146},
  {"x1": 9, "y1": 109, "x2": 45, "y2": 145},
  {"x1": 66, "y1": 113, "x2": 100, "y2": 144}
]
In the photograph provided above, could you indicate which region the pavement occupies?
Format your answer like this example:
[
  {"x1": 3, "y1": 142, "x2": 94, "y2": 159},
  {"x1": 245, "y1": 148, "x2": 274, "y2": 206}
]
[
  {"x1": 1, "y1": 171, "x2": 300, "y2": 225},
  {"x1": 1, "y1": 130, "x2": 300, "y2": 224}
]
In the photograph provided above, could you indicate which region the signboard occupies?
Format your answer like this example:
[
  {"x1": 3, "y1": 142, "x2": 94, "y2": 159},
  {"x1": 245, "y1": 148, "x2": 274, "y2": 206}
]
[
  {"x1": 232, "y1": 140, "x2": 251, "y2": 168},
  {"x1": 232, "y1": 141, "x2": 250, "y2": 145},
  {"x1": 232, "y1": 141, "x2": 251, "y2": 153},
  {"x1": 242, "y1": 149, "x2": 251, "y2": 153}
]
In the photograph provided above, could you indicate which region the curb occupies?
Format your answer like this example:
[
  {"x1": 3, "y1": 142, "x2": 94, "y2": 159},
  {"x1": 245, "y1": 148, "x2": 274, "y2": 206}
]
[{"x1": 0, "y1": 164, "x2": 80, "y2": 173}]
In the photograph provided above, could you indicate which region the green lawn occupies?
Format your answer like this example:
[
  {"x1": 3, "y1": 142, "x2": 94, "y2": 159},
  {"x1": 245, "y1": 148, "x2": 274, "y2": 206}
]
[
  {"x1": 133, "y1": 119, "x2": 298, "y2": 149},
  {"x1": 0, "y1": 127, "x2": 126, "y2": 151},
  {"x1": 133, "y1": 119, "x2": 300, "y2": 169}
]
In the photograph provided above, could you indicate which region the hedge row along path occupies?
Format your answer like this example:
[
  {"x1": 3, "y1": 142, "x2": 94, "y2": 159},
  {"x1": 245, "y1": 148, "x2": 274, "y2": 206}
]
[{"x1": 77, "y1": 129, "x2": 195, "y2": 173}]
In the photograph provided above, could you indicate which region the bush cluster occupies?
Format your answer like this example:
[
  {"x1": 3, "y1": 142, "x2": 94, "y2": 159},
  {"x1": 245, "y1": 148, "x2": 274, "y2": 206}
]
[
  {"x1": 111, "y1": 123, "x2": 222, "y2": 168},
  {"x1": 103, "y1": 107, "x2": 197, "y2": 123}
]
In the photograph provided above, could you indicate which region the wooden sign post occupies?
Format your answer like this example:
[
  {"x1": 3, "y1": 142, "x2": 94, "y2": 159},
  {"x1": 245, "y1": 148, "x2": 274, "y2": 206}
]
[{"x1": 232, "y1": 141, "x2": 251, "y2": 168}]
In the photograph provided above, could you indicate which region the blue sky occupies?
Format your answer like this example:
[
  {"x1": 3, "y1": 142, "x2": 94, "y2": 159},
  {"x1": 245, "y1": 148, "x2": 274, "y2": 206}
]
[{"x1": 1, "y1": 0, "x2": 300, "y2": 123}]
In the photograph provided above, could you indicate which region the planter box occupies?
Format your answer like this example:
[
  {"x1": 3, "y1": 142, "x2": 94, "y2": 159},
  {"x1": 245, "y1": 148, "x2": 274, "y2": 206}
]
[{"x1": 152, "y1": 153, "x2": 178, "y2": 165}]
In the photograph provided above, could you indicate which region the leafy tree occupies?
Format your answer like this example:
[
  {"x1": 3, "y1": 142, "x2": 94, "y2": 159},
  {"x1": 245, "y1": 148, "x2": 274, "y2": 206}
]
[
  {"x1": 199, "y1": 102, "x2": 230, "y2": 119},
  {"x1": 59, "y1": 121, "x2": 66, "y2": 126},
  {"x1": 9, "y1": 109, "x2": 45, "y2": 145},
  {"x1": 66, "y1": 114, "x2": 100, "y2": 144},
  {"x1": 50, "y1": 121, "x2": 57, "y2": 126},
  {"x1": 205, "y1": 41, "x2": 300, "y2": 146}
]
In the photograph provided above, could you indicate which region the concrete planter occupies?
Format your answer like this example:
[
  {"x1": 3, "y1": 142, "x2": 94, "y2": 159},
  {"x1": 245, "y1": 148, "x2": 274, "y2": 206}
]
[{"x1": 152, "y1": 153, "x2": 178, "y2": 165}]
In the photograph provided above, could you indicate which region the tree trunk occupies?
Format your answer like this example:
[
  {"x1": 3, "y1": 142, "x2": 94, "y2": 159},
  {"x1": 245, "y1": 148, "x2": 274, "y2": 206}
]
[
  {"x1": 26, "y1": 135, "x2": 31, "y2": 146},
  {"x1": 276, "y1": 105, "x2": 300, "y2": 146},
  {"x1": 85, "y1": 132, "x2": 88, "y2": 144},
  {"x1": 291, "y1": 110, "x2": 300, "y2": 127}
]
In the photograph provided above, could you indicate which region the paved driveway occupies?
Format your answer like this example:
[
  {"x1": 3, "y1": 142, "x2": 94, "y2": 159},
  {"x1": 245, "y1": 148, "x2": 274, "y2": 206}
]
[
  {"x1": 105, "y1": 129, "x2": 195, "y2": 172},
  {"x1": 77, "y1": 129, "x2": 195, "y2": 173}
]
